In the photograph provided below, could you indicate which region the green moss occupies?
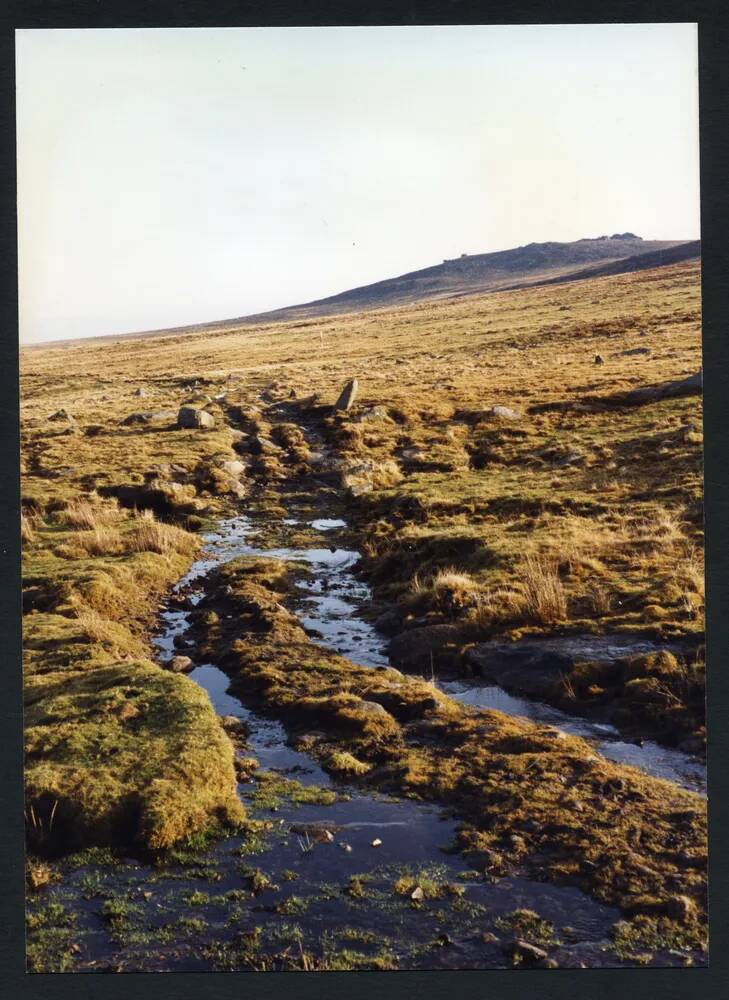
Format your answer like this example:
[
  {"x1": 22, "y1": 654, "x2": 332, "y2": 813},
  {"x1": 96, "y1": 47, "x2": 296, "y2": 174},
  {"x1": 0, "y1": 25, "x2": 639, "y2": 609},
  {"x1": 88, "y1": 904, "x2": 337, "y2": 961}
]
[
  {"x1": 610, "y1": 916, "x2": 705, "y2": 959},
  {"x1": 25, "y1": 660, "x2": 244, "y2": 853},
  {"x1": 249, "y1": 771, "x2": 337, "y2": 810},
  {"x1": 494, "y1": 908, "x2": 557, "y2": 946}
]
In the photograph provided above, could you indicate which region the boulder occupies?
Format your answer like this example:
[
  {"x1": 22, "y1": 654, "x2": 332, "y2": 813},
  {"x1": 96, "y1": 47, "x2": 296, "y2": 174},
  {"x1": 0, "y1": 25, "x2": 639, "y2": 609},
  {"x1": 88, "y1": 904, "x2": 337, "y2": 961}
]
[
  {"x1": 616, "y1": 371, "x2": 702, "y2": 406},
  {"x1": 490, "y1": 405, "x2": 520, "y2": 419},
  {"x1": 388, "y1": 623, "x2": 466, "y2": 672},
  {"x1": 167, "y1": 655, "x2": 193, "y2": 673},
  {"x1": 177, "y1": 406, "x2": 215, "y2": 430},
  {"x1": 334, "y1": 378, "x2": 358, "y2": 411},
  {"x1": 466, "y1": 642, "x2": 574, "y2": 697}
]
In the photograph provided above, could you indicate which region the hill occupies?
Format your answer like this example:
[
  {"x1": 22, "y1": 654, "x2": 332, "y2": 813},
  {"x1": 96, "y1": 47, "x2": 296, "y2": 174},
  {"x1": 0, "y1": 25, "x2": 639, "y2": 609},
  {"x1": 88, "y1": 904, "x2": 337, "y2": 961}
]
[{"x1": 234, "y1": 233, "x2": 697, "y2": 326}]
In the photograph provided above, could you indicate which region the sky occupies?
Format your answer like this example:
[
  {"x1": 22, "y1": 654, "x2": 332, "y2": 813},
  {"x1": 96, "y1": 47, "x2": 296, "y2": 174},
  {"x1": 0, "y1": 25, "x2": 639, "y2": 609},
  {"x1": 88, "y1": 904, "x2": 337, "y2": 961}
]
[{"x1": 16, "y1": 24, "x2": 700, "y2": 344}]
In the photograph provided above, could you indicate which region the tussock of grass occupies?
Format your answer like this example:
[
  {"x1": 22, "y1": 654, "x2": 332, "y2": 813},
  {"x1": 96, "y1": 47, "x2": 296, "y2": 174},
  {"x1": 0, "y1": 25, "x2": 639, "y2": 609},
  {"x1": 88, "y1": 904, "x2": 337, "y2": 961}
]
[
  {"x1": 521, "y1": 553, "x2": 567, "y2": 623},
  {"x1": 127, "y1": 510, "x2": 197, "y2": 555},
  {"x1": 55, "y1": 497, "x2": 126, "y2": 530},
  {"x1": 327, "y1": 750, "x2": 371, "y2": 776}
]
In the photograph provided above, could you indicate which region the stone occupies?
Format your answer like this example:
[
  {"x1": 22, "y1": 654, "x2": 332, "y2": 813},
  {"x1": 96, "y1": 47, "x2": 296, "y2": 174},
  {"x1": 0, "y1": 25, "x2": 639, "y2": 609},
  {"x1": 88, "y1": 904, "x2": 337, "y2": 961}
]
[
  {"x1": 133, "y1": 387, "x2": 147, "y2": 397},
  {"x1": 121, "y1": 411, "x2": 153, "y2": 426},
  {"x1": 617, "y1": 371, "x2": 702, "y2": 406},
  {"x1": 219, "y1": 460, "x2": 246, "y2": 478},
  {"x1": 594, "y1": 354, "x2": 604, "y2": 364},
  {"x1": 663, "y1": 894, "x2": 697, "y2": 923},
  {"x1": 354, "y1": 405, "x2": 391, "y2": 423},
  {"x1": 48, "y1": 408, "x2": 75, "y2": 422},
  {"x1": 490, "y1": 405, "x2": 520, "y2": 419},
  {"x1": 503, "y1": 939, "x2": 549, "y2": 964},
  {"x1": 177, "y1": 406, "x2": 215, "y2": 429},
  {"x1": 410, "y1": 886, "x2": 425, "y2": 901},
  {"x1": 334, "y1": 378, "x2": 358, "y2": 411},
  {"x1": 168, "y1": 655, "x2": 193, "y2": 673},
  {"x1": 358, "y1": 700, "x2": 390, "y2": 717},
  {"x1": 616, "y1": 347, "x2": 651, "y2": 357},
  {"x1": 248, "y1": 434, "x2": 282, "y2": 456}
]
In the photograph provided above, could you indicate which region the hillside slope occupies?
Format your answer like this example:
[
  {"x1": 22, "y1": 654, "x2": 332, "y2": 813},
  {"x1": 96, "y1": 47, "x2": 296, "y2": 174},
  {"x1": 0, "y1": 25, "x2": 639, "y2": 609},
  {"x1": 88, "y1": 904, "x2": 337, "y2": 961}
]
[{"x1": 236, "y1": 234, "x2": 696, "y2": 325}]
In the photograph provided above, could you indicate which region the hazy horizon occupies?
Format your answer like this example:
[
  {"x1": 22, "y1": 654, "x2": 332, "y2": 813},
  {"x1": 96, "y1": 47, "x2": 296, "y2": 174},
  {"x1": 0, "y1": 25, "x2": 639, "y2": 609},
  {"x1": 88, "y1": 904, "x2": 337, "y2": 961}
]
[{"x1": 16, "y1": 24, "x2": 700, "y2": 345}]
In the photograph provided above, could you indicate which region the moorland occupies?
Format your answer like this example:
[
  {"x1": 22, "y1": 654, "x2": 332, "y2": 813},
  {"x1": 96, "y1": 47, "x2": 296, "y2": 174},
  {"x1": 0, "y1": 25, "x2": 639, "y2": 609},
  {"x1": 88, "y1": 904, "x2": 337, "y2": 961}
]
[{"x1": 21, "y1": 253, "x2": 706, "y2": 971}]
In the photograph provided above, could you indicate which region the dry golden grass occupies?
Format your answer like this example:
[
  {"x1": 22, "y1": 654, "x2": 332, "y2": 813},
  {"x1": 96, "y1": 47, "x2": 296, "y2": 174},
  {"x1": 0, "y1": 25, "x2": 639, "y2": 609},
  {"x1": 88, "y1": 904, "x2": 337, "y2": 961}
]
[
  {"x1": 56, "y1": 497, "x2": 125, "y2": 530},
  {"x1": 126, "y1": 510, "x2": 194, "y2": 555},
  {"x1": 73, "y1": 525, "x2": 125, "y2": 556},
  {"x1": 521, "y1": 553, "x2": 567, "y2": 623}
]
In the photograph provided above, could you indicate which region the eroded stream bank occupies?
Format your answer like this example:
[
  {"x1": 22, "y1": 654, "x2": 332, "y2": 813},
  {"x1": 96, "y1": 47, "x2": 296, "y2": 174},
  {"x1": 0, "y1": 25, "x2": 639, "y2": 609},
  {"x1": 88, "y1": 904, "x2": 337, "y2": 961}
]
[{"x1": 27, "y1": 503, "x2": 706, "y2": 971}]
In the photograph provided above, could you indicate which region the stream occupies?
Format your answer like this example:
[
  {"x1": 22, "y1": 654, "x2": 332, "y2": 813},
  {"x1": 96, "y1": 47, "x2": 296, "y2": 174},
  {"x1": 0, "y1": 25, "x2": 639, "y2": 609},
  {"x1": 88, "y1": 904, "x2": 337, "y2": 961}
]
[{"x1": 39, "y1": 511, "x2": 704, "y2": 971}]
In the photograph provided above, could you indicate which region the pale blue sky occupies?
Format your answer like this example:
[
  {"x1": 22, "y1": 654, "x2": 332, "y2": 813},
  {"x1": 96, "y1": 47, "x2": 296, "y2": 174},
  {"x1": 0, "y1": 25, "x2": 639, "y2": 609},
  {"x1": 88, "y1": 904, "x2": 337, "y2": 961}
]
[{"x1": 16, "y1": 24, "x2": 700, "y2": 344}]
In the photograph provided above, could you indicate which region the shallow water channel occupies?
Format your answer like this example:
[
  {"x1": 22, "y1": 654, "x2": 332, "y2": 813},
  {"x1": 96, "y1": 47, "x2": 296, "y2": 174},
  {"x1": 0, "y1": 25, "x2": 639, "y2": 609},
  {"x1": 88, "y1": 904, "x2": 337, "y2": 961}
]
[{"x1": 40, "y1": 513, "x2": 703, "y2": 971}]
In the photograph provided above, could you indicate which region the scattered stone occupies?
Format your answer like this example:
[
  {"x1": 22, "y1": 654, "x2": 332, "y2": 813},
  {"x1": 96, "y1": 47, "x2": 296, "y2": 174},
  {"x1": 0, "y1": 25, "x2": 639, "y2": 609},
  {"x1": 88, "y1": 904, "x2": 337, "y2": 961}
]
[
  {"x1": 371, "y1": 838, "x2": 382, "y2": 847},
  {"x1": 167, "y1": 655, "x2": 193, "y2": 673},
  {"x1": 177, "y1": 406, "x2": 215, "y2": 430},
  {"x1": 290, "y1": 822, "x2": 343, "y2": 843},
  {"x1": 503, "y1": 939, "x2": 549, "y2": 964},
  {"x1": 339, "y1": 842, "x2": 353, "y2": 853},
  {"x1": 133, "y1": 387, "x2": 147, "y2": 396},
  {"x1": 219, "y1": 460, "x2": 246, "y2": 478},
  {"x1": 555, "y1": 449, "x2": 584, "y2": 467},
  {"x1": 334, "y1": 378, "x2": 358, "y2": 411},
  {"x1": 354, "y1": 405, "x2": 391, "y2": 423},
  {"x1": 490, "y1": 405, "x2": 520, "y2": 419},
  {"x1": 248, "y1": 434, "x2": 282, "y2": 456},
  {"x1": 358, "y1": 701, "x2": 390, "y2": 717},
  {"x1": 410, "y1": 886, "x2": 425, "y2": 901},
  {"x1": 594, "y1": 354, "x2": 604, "y2": 364},
  {"x1": 48, "y1": 408, "x2": 75, "y2": 422},
  {"x1": 121, "y1": 411, "x2": 153, "y2": 426}
]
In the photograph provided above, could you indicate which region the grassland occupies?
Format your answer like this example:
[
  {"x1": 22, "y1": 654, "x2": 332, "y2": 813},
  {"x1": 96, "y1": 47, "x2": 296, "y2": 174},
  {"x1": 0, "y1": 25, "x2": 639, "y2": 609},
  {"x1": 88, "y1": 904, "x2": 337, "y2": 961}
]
[{"x1": 21, "y1": 259, "x2": 705, "y2": 951}]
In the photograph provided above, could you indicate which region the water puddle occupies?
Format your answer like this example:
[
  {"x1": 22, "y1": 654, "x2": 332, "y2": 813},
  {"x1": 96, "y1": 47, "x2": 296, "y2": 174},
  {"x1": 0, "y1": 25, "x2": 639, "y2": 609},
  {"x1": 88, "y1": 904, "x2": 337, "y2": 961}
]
[{"x1": 440, "y1": 679, "x2": 706, "y2": 793}]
